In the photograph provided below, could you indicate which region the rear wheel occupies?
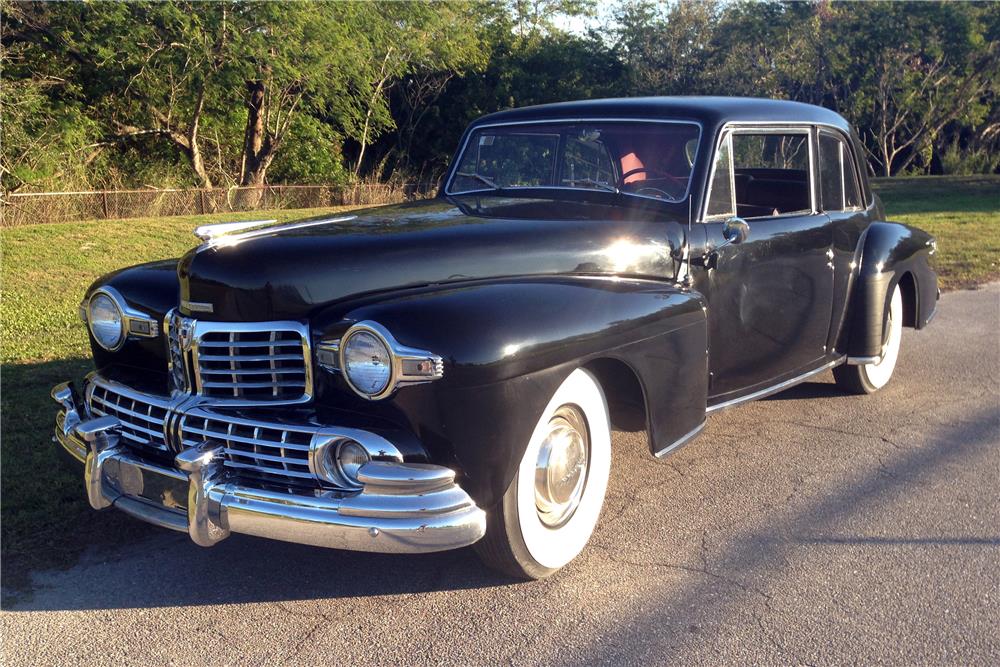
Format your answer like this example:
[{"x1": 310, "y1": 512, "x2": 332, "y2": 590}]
[
  {"x1": 835, "y1": 284, "x2": 903, "y2": 394},
  {"x1": 474, "y1": 369, "x2": 611, "y2": 579}
]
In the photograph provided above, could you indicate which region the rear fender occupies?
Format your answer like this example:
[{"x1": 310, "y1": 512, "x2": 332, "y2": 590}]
[{"x1": 846, "y1": 222, "x2": 938, "y2": 358}]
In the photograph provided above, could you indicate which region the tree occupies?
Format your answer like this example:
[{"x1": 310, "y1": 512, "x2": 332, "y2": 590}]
[
  {"x1": 344, "y1": 1, "x2": 488, "y2": 178},
  {"x1": 831, "y1": 1, "x2": 998, "y2": 176},
  {"x1": 613, "y1": 0, "x2": 720, "y2": 97}
]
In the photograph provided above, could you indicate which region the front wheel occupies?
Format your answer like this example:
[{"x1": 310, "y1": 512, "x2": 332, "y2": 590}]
[
  {"x1": 474, "y1": 369, "x2": 611, "y2": 579},
  {"x1": 835, "y1": 284, "x2": 904, "y2": 394}
]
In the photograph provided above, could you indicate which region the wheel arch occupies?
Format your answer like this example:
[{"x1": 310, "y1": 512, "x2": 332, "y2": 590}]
[
  {"x1": 583, "y1": 356, "x2": 649, "y2": 436},
  {"x1": 897, "y1": 270, "x2": 918, "y2": 328}
]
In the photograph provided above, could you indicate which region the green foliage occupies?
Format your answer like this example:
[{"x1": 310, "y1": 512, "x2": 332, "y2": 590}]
[
  {"x1": 939, "y1": 137, "x2": 1000, "y2": 176},
  {"x1": 1, "y1": 0, "x2": 997, "y2": 193},
  {"x1": 268, "y1": 116, "x2": 351, "y2": 186}
]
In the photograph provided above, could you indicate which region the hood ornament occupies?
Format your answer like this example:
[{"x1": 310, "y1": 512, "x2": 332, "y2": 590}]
[
  {"x1": 193, "y1": 219, "x2": 278, "y2": 241},
  {"x1": 192, "y1": 215, "x2": 360, "y2": 252}
]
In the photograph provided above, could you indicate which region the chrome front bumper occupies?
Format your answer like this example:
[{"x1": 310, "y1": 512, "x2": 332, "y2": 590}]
[{"x1": 52, "y1": 382, "x2": 486, "y2": 554}]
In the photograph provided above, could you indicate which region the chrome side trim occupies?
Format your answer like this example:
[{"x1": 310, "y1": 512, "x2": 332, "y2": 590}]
[
  {"x1": 706, "y1": 358, "x2": 845, "y2": 414},
  {"x1": 654, "y1": 420, "x2": 706, "y2": 458},
  {"x1": 847, "y1": 355, "x2": 880, "y2": 365}
]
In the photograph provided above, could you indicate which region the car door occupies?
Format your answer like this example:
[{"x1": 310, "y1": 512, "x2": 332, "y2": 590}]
[
  {"x1": 816, "y1": 128, "x2": 871, "y2": 349},
  {"x1": 694, "y1": 125, "x2": 835, "y2": 401}
]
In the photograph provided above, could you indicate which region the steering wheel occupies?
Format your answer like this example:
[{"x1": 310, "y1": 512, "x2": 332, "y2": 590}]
[{"x1": 617, "y1": 167, "x2": 687, "y2": 200}]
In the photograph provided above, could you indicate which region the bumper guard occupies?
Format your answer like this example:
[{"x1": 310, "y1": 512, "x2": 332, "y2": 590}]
[{"x1": 52, "y1": 382, "x2": 486, "y2": 554}]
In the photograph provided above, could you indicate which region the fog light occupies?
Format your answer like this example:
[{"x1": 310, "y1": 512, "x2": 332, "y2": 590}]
[{"x1": 336, "y1": 440, "x2": 370, "y2": 485}]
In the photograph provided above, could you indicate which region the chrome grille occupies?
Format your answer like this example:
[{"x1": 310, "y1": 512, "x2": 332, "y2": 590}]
[
  {"x1": 179, "y1": 410, "x2": 317, "y2": 487},
  {"x1": 193, "y1": 323, "x2": 311, "y2": 404},
  {"x1": 87, "y1": 382, "x2": 171, "y2": 453},
  {"x1": 166, "y1": 310, "x2": 191, "y2": 394}
]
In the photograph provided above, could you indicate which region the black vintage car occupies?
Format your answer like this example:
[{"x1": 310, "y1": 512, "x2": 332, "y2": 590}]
[{"x1": 52, "y1": 97, "x2": 938, "y2": 578}]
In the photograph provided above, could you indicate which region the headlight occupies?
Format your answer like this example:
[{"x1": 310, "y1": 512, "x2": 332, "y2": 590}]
[
  {"x1": 320, "y1": 320, "x2": 444, "y2": 400},
  {"x1": 88, "y1": 291, "x2": 125, "y2": 351},
  {"x1": 342, "y1": 328, "x2": 393, "y2": 398}
]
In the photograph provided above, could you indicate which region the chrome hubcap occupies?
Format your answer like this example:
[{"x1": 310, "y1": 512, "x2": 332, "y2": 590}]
[{"x1": 534, "y1": 405, "x2": 589, "y2": 527}]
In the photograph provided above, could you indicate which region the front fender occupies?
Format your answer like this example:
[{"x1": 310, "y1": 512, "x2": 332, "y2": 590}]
[
  {"x1": 847, "y1": 222, "x2": 938, "y2": 358},
  {"x1": 86, "y1": 259, "x2": 180, "y2": 379},
  {"x1": 313, "y1": 277, "x2": 708, "y2": 507}
]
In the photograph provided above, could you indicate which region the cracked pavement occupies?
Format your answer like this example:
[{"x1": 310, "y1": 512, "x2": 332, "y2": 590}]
[{"x1": 2, "y1": 283, "x2": 998, "y2": 666}]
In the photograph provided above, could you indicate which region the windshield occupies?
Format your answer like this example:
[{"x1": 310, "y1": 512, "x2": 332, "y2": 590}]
[{"x1": 447, "y1": 121, "x2": 701, "y2": 203}]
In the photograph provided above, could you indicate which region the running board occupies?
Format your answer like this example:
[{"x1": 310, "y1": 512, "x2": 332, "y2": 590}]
[{"x1": 706, "y1": 357, "x2": 845, "y2": 414}]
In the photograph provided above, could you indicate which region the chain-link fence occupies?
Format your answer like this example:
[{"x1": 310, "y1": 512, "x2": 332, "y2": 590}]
[{"x1": 0, "y1": 182, "x2": 437, "y2": 227}]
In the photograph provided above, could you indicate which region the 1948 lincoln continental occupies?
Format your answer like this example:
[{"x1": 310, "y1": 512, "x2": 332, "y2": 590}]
[{"x1": 52, "y1": 97, "x2": 938, "y2": 578}]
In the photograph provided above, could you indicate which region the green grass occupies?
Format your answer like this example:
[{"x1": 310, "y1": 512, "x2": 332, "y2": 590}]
[
  {"x1": 1, "y1": 205, "x2": 352, "y2": 601},
  {"x1": 1, "y1": 177, "x2": 997, "y2": 600},
  {"x1": 872, "y1": 175, "x2": 1000, "y2": 290}
]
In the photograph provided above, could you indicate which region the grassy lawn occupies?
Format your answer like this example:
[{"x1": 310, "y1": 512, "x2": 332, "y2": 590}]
[
  {"x1": 873, "y1": 175, "x2": 1000, "y2": 290},
  {"x1": 1, "y1": 177, "x2": 997, "y2": 600}
]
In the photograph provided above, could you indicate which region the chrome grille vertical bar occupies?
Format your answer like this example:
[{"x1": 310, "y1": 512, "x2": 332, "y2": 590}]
[
  {"x1": 229, "y1": 332, "x2": 238, "y2": 397},
  {"x1": 269, "y1": 331, "x2": 278, "y2": 397},
  {"x1": 279, "y1": 430, "x2": 290, "y2": 474},
  {"x1": 252, "y1": 426, "x2": 262, "y2": 467}
]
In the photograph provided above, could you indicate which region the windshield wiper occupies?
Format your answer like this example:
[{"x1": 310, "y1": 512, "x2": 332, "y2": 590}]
[
  {"x1": 455, "y1": 172, "x2": 500, "y2": 190},
  {"x1": 567, "y1": 178, "x2": 619, "y2": 193}
]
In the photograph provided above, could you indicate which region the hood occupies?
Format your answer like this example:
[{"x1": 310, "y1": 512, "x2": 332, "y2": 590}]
[{"x1": 177, "y1": 197, "x2": 686, "y2": 321}]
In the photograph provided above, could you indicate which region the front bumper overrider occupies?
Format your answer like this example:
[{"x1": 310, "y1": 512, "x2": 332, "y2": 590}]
[{"x1": 51, "y1": 380, "x2": 486, "y2": 554}]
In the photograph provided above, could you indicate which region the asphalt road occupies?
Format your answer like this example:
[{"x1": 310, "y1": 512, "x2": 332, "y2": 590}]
[{"x1": 3, "y1": 284, "x2": 998, "y2": 666}]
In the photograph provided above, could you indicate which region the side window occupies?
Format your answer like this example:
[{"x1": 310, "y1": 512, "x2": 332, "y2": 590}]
[
  {"x1": 730, "y1": 132, "x2": 811, "y2": 218},
  {"x1": 819, "y1": 132, "x2": 863, "y2": 211},
  {"x1": 705, "y1": 133, "x2": 735, "y2": 218}
]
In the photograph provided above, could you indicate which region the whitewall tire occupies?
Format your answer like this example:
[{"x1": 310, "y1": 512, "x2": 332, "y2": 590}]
[
  {"x1": 474, "y1": 368, "x2": 611, "y2": 579},
  {"x1": 835, "y1": 284, "x2": 903, "y2": 394}
]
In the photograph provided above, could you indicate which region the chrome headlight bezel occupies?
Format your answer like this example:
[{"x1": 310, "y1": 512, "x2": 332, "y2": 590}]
[
  {"x1": 317, "y1": 320, "x2": 444, "y2": 401},
  {"x1": 308, "y1": 432, "x2": 402, "y2": 489},
  {"x1": 341, "y1": 324, "x2": 395, "y2": 400},
  {"x1": 84, "y1": 286, "x2": 160, "y2": 352},
  {"x1": 87, "y1": 289, "x2": 126, "y2": 351}
]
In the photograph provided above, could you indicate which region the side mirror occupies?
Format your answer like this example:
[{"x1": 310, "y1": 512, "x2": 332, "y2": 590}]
[
  {"x1": 693, "y1": 217, "x2": 751, "y2": 271},
  {"x1": 723, "y1": 217, "x2": 750, "y2": 245}
]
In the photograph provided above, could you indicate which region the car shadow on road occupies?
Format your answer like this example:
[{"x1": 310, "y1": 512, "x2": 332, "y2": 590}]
[
  {"x1": 761, "y1": 377, "x2": 846, "y2": 402},
  {"x1": 572, "y1": 405, "x2": 1000, "y2": 665},
  {"x1": 9, "y1": 530, "x2": 512, "y2": 611}
]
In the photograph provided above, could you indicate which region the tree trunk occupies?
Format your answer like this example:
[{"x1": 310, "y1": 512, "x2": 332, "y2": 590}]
[
  {"x1": 354, "y1": 49, "x2": 394, "y2": 177},
  {"x1": 188, "y1": 143, "x2": 213, "y2": 189},
  {"x1": 240, "y1": 79, "x2": 270, "y2": 186}
]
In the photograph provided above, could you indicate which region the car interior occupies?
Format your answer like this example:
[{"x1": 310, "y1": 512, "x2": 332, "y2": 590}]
[
  {"x1": 734, "y1": 167, "x2": 810, "y2": 218},
  {"x1": 704, "y1": 131, "x2": 813, "y2": 219}
]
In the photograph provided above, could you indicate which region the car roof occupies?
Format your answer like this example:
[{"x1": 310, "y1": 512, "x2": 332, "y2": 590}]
[{"x1": 472, "y1": 96, "x2": 853, "y2": 134}]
